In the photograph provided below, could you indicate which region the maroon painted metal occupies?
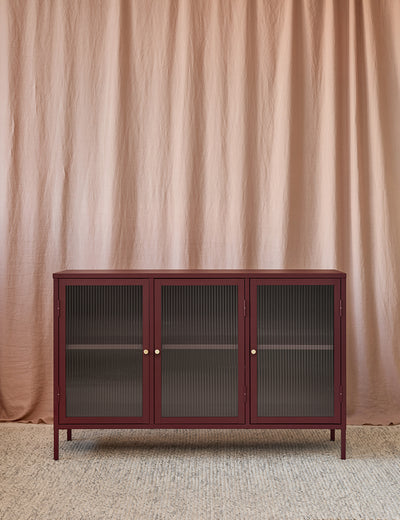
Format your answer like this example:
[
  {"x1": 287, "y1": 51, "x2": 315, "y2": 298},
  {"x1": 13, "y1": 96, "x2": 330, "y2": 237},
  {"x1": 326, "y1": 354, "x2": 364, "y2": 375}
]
[
  {"x1": 340, "y1": 277, "x2": 347, "y2": 459},
  {"x1": 53, "y1": 278, "x2": 60, "y2": 460},
  {"x1": 54, "y1": 269, "x2": 344, "y2": 279},
  {"x1": 153, "y1": 278, "x2": 246, "y2": 425},
  {"x1": 53, "y1": 270, "x2": 346, "y2": 460},
  {"x1": 58, "y1": 278, "x2": 151, "y2": 425},
  {"x1": 249, "y1": 278, "x2": 342, "y2": 425},
  {"x1": 53, "y1": 422, "x2": 345, "y2": 430}
]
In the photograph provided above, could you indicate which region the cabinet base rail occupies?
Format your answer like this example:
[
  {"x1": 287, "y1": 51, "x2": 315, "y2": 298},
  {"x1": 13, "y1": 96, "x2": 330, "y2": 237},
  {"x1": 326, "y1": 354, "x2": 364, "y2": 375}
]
[{"x1": 53, "y1": 425, "x2": 346, "y2": 460}]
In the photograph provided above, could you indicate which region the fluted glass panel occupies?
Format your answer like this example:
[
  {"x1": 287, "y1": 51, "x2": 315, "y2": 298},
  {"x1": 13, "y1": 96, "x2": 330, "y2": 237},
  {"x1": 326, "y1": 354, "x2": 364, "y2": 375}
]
[
  {"x1": 257, "y1": 285, "x2": 334, "y2": 417},
  {"x1": 65, "y1": 285, "x2": 143, "y2": 417},
  {"x1": 161, "y1": 285, "x2": 238, "y2": 417}
]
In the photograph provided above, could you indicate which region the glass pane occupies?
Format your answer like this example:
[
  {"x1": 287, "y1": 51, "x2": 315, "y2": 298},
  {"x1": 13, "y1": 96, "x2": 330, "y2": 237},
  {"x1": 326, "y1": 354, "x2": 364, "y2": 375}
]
[
  {"x1": 161, "y1": 285, "x2": 238, "y2": 417},
  {"x1": 257, "y1": 285, "x2": 334, "y2": 417},
  {"x1": 65, "y1": 285, "x2": 143, "y2": 417}
]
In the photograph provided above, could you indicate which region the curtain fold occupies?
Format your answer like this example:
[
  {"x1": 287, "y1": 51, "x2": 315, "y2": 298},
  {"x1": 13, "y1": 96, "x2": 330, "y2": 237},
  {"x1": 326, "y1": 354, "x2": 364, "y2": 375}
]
[{"x1": 0, "y1": 0, "x2": 399, "y2": 424}]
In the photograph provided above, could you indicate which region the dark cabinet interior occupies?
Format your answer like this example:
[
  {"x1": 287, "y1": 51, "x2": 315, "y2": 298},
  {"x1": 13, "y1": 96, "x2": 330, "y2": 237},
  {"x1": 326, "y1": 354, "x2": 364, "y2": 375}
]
[
  {"x1": 255, "y1": 284, "x2": 335, "y2": 418},
  {"x1": 64, "y1": 284, "x2": 144, "y2": 418},
  {"x1": 159, "y1": 283, "x2": 241, "y2": 419}
]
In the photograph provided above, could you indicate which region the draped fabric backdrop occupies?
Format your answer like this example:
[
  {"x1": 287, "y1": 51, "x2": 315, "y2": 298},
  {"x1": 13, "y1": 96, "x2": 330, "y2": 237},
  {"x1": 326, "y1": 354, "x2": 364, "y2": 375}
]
[{"x1": 0, "y1": 0, "x2": 399, "y2": 425}]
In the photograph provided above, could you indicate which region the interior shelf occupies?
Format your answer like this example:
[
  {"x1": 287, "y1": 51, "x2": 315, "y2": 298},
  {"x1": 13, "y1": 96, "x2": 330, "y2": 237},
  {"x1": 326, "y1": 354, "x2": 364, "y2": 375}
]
[
  {"x1": 66, "y1": 344, "x2": 142, "y2": 350},
  {"x1": 258, "y1": 344, "x2": 333, "y2": 351},
  {"x1": 161, "y1": 344, "x2": 237, "y2": 350}
]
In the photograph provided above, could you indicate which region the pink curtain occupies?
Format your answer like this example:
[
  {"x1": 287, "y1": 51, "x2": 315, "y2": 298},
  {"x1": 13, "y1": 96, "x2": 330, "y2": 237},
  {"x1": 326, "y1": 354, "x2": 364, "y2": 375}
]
[{"x1": 0, "y1": 0, "x2": 399, "y2": 424}]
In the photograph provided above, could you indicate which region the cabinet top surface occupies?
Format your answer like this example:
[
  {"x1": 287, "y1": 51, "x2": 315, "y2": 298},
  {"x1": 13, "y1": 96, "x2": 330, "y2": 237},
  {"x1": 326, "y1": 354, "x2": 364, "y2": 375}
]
[{"x1": 54, "y1": 269, "x2": 346, "y2": 279}]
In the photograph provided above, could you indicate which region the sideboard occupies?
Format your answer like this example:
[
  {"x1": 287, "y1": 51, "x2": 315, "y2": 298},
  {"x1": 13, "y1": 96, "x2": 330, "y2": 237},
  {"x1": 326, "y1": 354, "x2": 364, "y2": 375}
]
[{"x1": 53, "y1": 269, "x2": 346, "y2": 459}]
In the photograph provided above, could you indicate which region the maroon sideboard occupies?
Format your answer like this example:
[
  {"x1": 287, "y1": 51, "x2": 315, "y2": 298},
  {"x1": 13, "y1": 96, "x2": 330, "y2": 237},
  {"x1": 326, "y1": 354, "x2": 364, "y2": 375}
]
[{"x1": 53, "y1": 270, "x2": 346, "y2": 459}]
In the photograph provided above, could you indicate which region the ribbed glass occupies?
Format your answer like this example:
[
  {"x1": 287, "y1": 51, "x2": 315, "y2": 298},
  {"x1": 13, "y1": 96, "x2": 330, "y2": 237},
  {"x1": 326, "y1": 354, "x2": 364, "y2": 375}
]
[
  {"x1": 161, "y1": 285, "x2": 238, "y2": 417},
  {"x1": 65, "y1": 285, "x2": 143, "y2": 417},
  {"x1": 257, "y1": 284, "x2": 334, "y2": 417}
]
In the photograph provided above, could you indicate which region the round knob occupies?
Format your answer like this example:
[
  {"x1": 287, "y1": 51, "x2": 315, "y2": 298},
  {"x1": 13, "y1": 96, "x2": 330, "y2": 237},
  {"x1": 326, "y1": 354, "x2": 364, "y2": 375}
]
[
  {"x1": 155, "y1": 349, "x2": 160, "y2": 355},
  {"x1": 143, "y1": 349, "x2": 149, "y2": 355},
  {"x1": 251, "y1": 349, "x2": 257, "y2": 355}
]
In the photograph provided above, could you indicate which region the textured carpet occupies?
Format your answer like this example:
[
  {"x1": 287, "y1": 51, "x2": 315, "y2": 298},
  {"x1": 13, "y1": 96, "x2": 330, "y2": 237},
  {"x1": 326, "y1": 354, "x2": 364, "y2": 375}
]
[{"x1": 1, "y1": 424, "x2": 400, "y2": 520}]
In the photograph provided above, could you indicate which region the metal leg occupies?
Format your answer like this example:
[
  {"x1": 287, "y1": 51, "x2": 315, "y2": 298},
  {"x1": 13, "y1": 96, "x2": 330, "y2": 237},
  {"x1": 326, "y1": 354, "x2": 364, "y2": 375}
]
[
  {"x1": 330, "y1": 429, "x2": 335, "y2": 441},
  {"x1": 67, "y1": 429, "x2": 72, "y2": 441},
  {"x1": 341, "y1": 427, "x2": 346, "y2": 459},
  {"x1": 54, "y1": 427, "x2": 59, "y2": 460}
]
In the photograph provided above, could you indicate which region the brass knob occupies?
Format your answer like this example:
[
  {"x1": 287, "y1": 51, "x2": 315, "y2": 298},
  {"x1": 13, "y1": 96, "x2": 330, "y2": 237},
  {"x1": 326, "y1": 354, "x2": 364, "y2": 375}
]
[
  {"x1": 251, "y1": 349, "x2": 257, "y2": 355},
  {"x1": 155, "y1": 349, "x2": 160, "y2": 355},
  {"x1": 143, "y1": 349, "x2": 149, "y2": 355}
]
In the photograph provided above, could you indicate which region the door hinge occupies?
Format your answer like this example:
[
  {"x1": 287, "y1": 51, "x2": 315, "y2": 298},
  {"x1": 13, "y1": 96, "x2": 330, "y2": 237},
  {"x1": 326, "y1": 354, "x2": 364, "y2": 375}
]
[
  {"x1": 57, "y1": 299, "x2": 60, "y2": 317},
  {"x1": 339, "y1": 299, "x2": 343, "y2": 317},
  {"x1": 243, "y1": 386, "x2": 247, "y2": 403},
  {"x1": 56, "y1": 387, "x2": 60, "y2": 402},
  {"x1": 339, "y1": 385, "x2": 344, "y2": 402},
  {"x1": 243, "y1": 299, "x2": 247, "y2": 317}
]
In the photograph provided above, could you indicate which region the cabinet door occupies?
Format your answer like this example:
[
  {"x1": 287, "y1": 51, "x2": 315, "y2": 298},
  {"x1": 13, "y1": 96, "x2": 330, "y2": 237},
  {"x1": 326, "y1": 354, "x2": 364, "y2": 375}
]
[
  {"x1": 59, "y1": 279, "x2": 150, "y2": 424},
  {"x1": 250, "y1": 279, "x2": 341, "y2": 423},
  {"x1": 154, "y1": 279, "x2": 245, "y2": 424}
]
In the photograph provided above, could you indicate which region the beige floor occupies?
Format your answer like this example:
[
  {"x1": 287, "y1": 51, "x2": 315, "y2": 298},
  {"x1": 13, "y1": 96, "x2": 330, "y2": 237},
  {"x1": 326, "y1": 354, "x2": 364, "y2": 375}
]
[{"x1": 1, "y1": 424, "x2": 400, "y2": 519}]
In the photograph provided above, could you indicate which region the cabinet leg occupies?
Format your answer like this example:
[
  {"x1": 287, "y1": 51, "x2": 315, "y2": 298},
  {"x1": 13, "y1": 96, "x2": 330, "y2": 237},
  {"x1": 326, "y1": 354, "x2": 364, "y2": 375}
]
[
  {"x1": 341, "y1": 427, "x2": 346, "y2": 460},
  {"x1": 54, "y1": 427, "x2": 59, "y2": 460},
  {"x1": 330, "y1": 429, "x2": 335, "y2": 441},
  {"x1": 67, "y1": 429, "x2": 72, "y2": 441}
]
